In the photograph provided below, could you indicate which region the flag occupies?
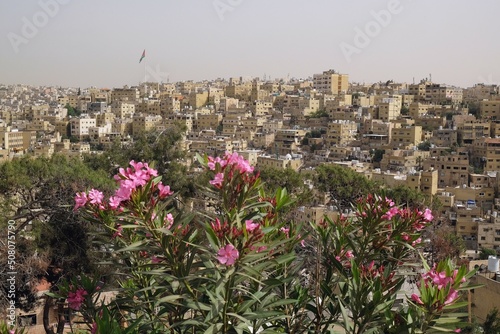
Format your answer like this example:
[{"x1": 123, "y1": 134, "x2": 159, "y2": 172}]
[{"x1": 139, "y1": 49, "x2": 145, "y2": 63}]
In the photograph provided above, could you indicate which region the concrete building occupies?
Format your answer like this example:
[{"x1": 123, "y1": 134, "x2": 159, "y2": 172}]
[
  {"x1": 69, "y1": 116, "x2": 96, "y2": 139},
  {"x1": 390, "y1": 125, "x2": 423, "y2": 148},
  {"x1": 313, "y1": 70, "x2": 349, "y2": 95},
  {"x1": 325, "y1": 120, "x2": 357, "y2": 148},
  {"x1": 256, "y1": 154, "x2": 303, "y2": 171},
  {"x1": 0, "y1": 128, "x2": 36, "y2": 152}
]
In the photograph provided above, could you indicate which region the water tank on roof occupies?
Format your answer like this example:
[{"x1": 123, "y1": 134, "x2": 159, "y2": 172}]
[{"x1": 488, "y1": 256, "x2": 499, "y2": 272}]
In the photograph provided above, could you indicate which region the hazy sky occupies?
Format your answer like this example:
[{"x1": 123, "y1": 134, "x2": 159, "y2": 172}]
[{"x1": 1, "y1": 0, "x2": 499, "y2": 89}]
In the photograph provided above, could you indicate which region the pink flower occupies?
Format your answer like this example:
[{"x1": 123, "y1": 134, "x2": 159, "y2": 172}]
[
  {"x1": 245, "y1": 220, "x2": 259, "y2": 232},
  {"x1": 402, "y1": 233, "x2": 410, "y2": 241},
  {"x1": 454, "y1": 329, "x2": 461, "y2": 333},
  {"x1": 164, "y1": 213, "x2": 174, "y2": 229},
  {"x1": 280, "y1": 227, "x2": 290, "y2": 238},
  {"x1": 67, "y1": 288, "x2": 87, "y2": 310},
  {"x1": 411, "y1": 293, "x2": 424, "y2": 305},
  {"x1": 383, "y1": 206, "x2": 399, "y2": 220},
  {"x1": 158, "y1": 182, "x2": 173, "y2": 198},
  {"x1": 217, "y1": 244, "x2": 239, "y2": 266},
  {"x1": 444, "y1": 289, "x2": 459, "y2": 305},
  {"x1": 87, "y1": 189, "x2": 103, "y2": 205},
  {"x1": 109, "y1": 196, "x2": 122, "y2": 209},
  {"x1": 345, "y1": 250, "x2": 354, "y2": 259},
  {"x1": 412, "y1": 237, "x2": 422, "y2": 246},
  {"x1": 112, "y1": 224, "x2": 123, "y2": 239},
  {"x1": 115, "y1": 184, "x2": 133, "y2": 201},
  {"x1": 209, "y1": 172, "x2": 224, "y2": 188},
  {"x1": 423, "y1": 208, "x2": 434, "y2": 222},
  {"x1": 91, "y1": 322, "x2": 97, "y2": 334},
  {"x1": 207, "y1": 156, "x2": 227, "y2": 170},
  {"x1": 74, "y1": 192, "x2": 88, "y2": 211}
]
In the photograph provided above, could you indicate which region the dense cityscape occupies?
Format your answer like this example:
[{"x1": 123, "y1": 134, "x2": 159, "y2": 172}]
[{"x1": 2, "y1": 69, "x2": 500, "y2": 332}]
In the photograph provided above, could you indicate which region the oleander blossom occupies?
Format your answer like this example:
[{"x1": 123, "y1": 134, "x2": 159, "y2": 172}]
[
  {"x1": 245, "y1": 220, "x2": 259, "y2": 232},
  {"x1": 209, "y1": 172, "x2": 224, "y2": 188},
  {"x1": 217, "y1": 244, "x2": 239, "y2": 266},
  {"x1": 88, "y1": 189, "x2": 104, "y2": 205},
  {"x1": 74, "y1": 192, "x2": 88, "y2": 211},
  {"x1": 207, "y1": 151, "x2": 254, "y2": 174},
  {"x1": 158, "y1": 182, "x2": 173, "y2": 198},
  {"x1": 67, "y1": 288, "x2": 88, "y2": 310}
]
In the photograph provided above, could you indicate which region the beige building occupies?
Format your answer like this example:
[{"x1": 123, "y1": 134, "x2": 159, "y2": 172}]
[
  {"x1": 390, "y1": 125, "x2": 423, "y2": 148},
  {"x1": 313, "y1": 70, "x2": 349, "y2": 95},
  {"x1": 111, "y1": 87, "x2": 139, "y2": 102},
  {"x1": 478, "y1": 215, "x2": 500, "y2": 251},
  {"x1": 472, "y1": 137, "x2": 500, "y2": 172},
  {"x1": 457, "y1": 120, "x2": 490, "y2": 145},
  {"x1": 110, "y1": 101, "x2": 135, "y2": 118},
  {"x1": 131, "y1": 114, "x2": 162, "y2": 135},
  {"x1": 470, "y1": 270, "x2": 500, "y2": 322},
  {"x1": 408, "y1": 82, "x2": 428, "y2": 102},
  {"x1": 0, "y1": 128, "x2": 36, "y2": 152},
  {"x1": 69, "y1": 116, "x2": 96, "y2": 139},
  {"x1": 188, "y1": 92, "x2": 209, "y2": 109},
  {"x1": 274, "y1": 129, "x2": 306, "y2": 155},
  {"x1": 480, "y1": 100, "x2": 500, "y2": 120},
  {"x1": 423, "y1": 152, "x2": 469, "y2": 188},
  {"x1": 256, "y1": 154, "x2": 303, "y2": 171},
  {"x1": 294, "y1": 206, "x2": 339, "y2": 225},
  {"x1": 405, "y1": 169, "x2": 438, "y2": 196},
  {"x1": 325, "y1": 120, "x2": 357, "y2": 148},
  {"x1": 430, "y1": 128, "x2": 458, "y2": 147},
  {"x1": 425, "y1": 84, "x2": 463, "y2": 105},
  {"x1": 195, "y1": 113, "x2": 222, "y2": 131}
]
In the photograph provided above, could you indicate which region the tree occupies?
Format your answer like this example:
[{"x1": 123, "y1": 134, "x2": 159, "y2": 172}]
[
  {"x1": 370, "y1": 149, "x2": 385, "y2": 164},
  {"x1": 83, "y1": 127, "x2": 195, "y2": 197},
  {"x1": 400, "y1": 105, "x2": 410, "y2": 115},
  {"x1": 417, "y1": 140, "x2": 432, "y2": 151},
  {"x1": 429, "y1": 222, "x2": 466, "y2": 263},
  {"x1": 0, "y1": 155, "x2": 114, "y2": 318},
  {"x1": 314, "y1": 164, "x2": 378, "y2": 211},
  {"x1": 64, "y1": 103, "x2": 81, "y2": 117},
  {"x1": 479, "y1": 247, "x2": 497, "y2": 260},
  {"x1": 385, "y1": 185, "x2": 432, "y2": 210},
  {"x1": 258, "y1": 166, "x2": 314, "y2": 207}
]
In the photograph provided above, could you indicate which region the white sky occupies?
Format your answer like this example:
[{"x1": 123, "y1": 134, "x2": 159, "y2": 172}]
[{"x1": 1, "y1": 0, "x2": 499, "y2": 89}]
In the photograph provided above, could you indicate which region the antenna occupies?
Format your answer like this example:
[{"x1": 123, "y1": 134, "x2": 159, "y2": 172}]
[{"x1": 429, "y1": 73, "x2": 432, "y2": 83}]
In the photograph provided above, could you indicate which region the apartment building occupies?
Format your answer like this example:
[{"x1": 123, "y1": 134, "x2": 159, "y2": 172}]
[
  {"x1": 457, "y1": 120, "x2": 490, "y2": 145},
  {"x1": 274, "y1": 129, "x2": 306, "y2": 155},
  {"x1": 425, "y1": 84, "x2": 463, "y2": 105},
  {"x1": 406, "y1": 169, "x2": 438, "y2": 196},
  {"x1": 479, "y1": 100, "x2": 500, "y2": 120},
  {"x1": 69, "y1": 116, "x2": 96, "y2": 139},
  {"x1": 110, "y1": 101, "x2": 135, "y2": 118},
  {"x1": 325, "y1": 120, "x2": 357, "y2": 148},
  {"x1": 0, "y1": 128, "x2": 36, "y2": 151},
  {"x1": 430, "y1": 127, "x2": 458, "y2": 147},
  {"x1": 423, "y1": 153, "x2": 469, "y2": 188},
  {"x1": 472, "y1": 137, "x2": 500, "y2": 172},
  {"x1": 390, "y1": 125, "x2": 423, "y2": 148},
  {"x1": 111, "y1": 87, "x2": 139, "y2": 102},
  {"x1": 131, "y1": 114, "x2": 162, "y2": 135},
  {"x1": 256, "y1": 154, "x2": 303, "y2": 171},
  {"x1": 313, "y1": 70, "x2": 349, "y2": 95}
]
